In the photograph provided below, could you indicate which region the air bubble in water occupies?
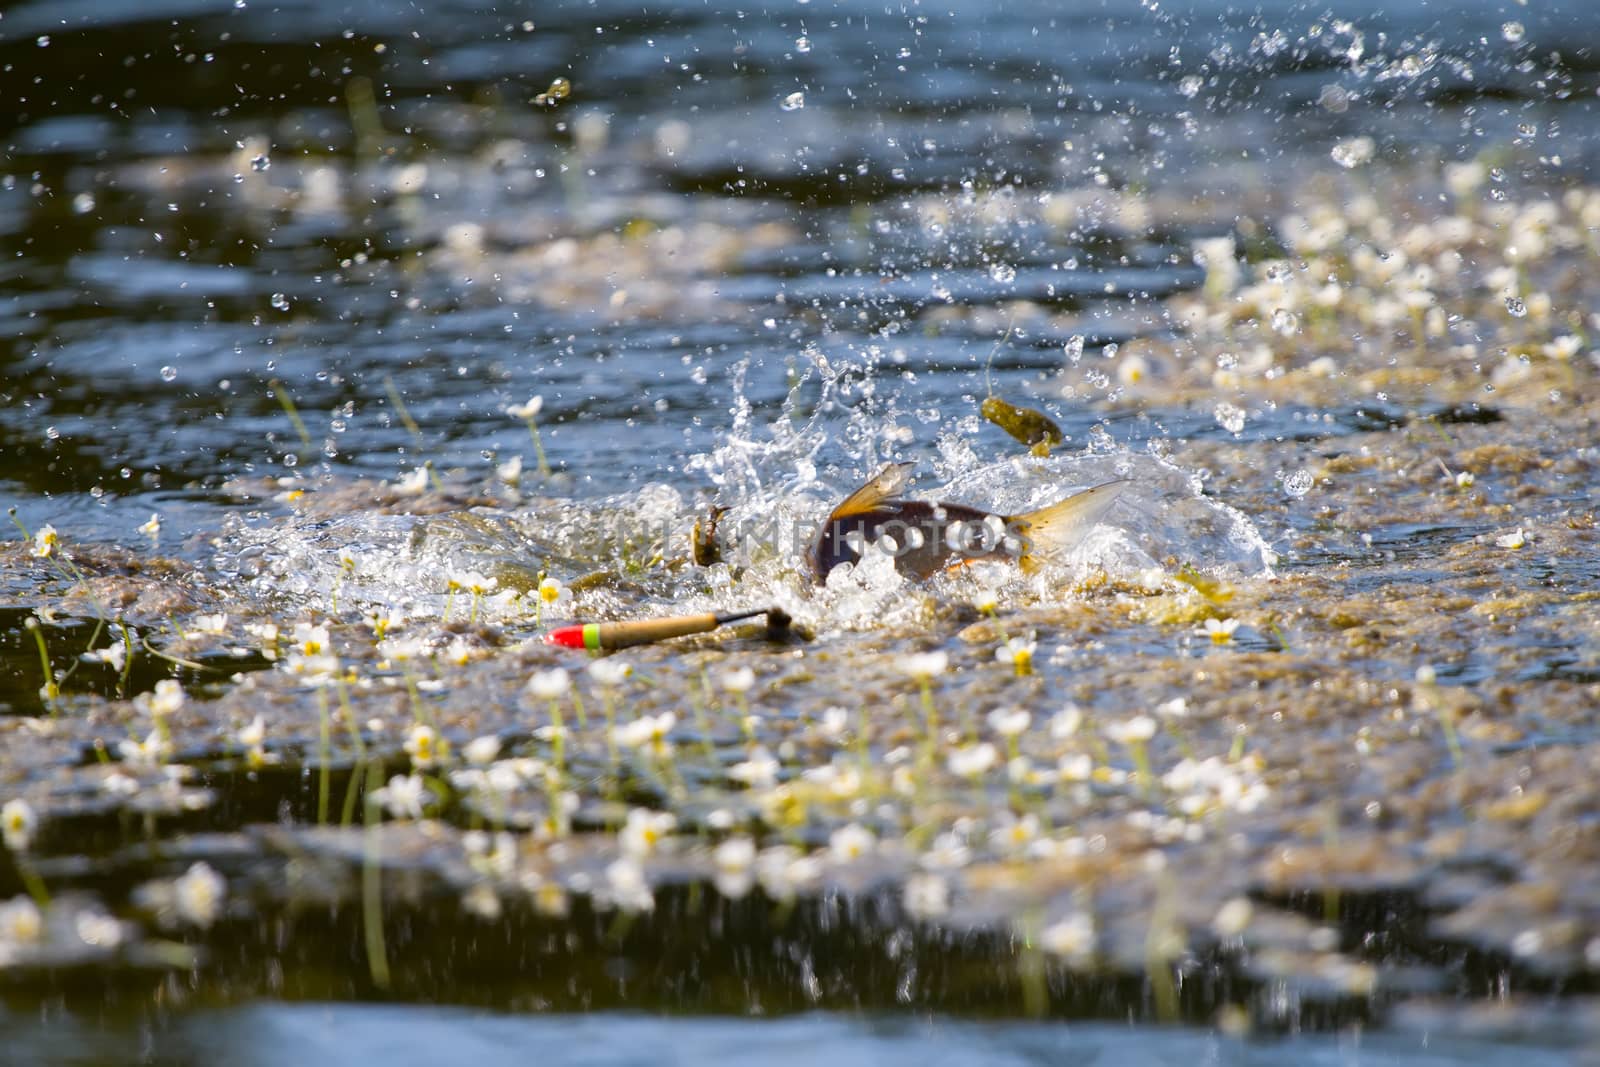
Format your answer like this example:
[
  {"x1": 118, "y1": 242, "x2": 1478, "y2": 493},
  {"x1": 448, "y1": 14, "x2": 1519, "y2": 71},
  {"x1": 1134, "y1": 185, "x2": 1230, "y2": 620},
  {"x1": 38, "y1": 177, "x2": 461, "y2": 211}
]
[
  {"x1": 251, "y1": 154, "x2": 271, "y2": 172},
  {"x1": 781, "y1": 92, "x2": 806, "y2": 111},
  {"x1": 161, "y1": 366, "x2": 177, "y2": 381},
  {"x1": 1505, "y1": 296, "x2": 1527, "y2": 317},
  {"x1": 1501, "y1": 21, "x2": 1525, "y2": 43},
  {"x1": 1064, "y1": 335, "x2": 1085, "y2": 364},
  {"x1": 795, "y1": 36, "x2": 810, "y2": 53},
  {"x1": 1271, "y1": 308, "x2": 1299, "y2": 335},
  {"x1": 271, "y1": 293, "x2": 290, "y2": 310},
  {"x1": 1177, "y1": 75, "x2": 1203, "y2": 98},
  {"x1": 989, "y1": 263, "x2": 1016, "y2": 284},
  {"x1": 1284, "y1": 469, "x2": 1314, "y2": 498}
]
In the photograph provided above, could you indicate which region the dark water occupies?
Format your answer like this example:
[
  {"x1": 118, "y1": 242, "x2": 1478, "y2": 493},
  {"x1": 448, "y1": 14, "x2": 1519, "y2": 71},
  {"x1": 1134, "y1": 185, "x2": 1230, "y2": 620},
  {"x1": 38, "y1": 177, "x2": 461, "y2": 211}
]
[{"x1": 6, "y1": 1005, "x2": 1585, "y2": 1067}]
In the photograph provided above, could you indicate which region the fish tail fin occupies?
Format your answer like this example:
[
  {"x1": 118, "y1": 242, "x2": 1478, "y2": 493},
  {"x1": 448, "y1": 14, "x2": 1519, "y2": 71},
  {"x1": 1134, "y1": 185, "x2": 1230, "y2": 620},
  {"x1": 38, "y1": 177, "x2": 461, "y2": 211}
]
[{"x1": 1012, "y1": 480, "x2": 1126, "y2": 568}]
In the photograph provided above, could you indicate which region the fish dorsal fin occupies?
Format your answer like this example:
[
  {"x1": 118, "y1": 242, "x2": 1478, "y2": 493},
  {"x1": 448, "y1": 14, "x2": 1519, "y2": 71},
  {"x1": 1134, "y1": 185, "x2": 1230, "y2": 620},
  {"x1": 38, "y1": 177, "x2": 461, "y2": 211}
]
[{"x1": 830, "y1": 462, "x2": 915, "y2": 519}]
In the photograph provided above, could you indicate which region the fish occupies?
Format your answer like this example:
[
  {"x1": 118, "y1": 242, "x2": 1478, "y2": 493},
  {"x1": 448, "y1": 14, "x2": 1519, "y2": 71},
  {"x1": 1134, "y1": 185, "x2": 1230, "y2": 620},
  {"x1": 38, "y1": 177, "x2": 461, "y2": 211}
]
[{"x1": 806, "y1": 463, "x2": 1125, "y2": 582}]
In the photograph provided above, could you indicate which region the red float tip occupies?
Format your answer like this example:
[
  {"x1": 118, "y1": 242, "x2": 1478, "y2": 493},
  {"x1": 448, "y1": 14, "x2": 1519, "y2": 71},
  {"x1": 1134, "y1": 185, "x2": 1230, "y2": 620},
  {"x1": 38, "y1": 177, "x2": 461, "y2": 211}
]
[{"x1": 544, "y1": 624, "x2": 589, "y2": 649}]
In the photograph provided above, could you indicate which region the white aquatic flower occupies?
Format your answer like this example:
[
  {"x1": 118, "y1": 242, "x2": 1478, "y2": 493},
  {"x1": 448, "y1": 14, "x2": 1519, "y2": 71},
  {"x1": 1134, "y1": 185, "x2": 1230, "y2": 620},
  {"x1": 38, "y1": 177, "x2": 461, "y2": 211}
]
[
  {"x1": 896, "y1": 650, "x2": 948, "y2": 679},
  {"x1": 0, "y1": 896, "x2": 43, "y2": 945},
  {"x1": 603, "y1": 856, "x2": 655, "y2": 914},
  {"x1": 377, "y1": 635, "x2": 428, "y2": 663},
  {"x1": 728, "y1": 745, "x2": 780, "y2": 790},
  {"x1": 173, "y1": 862, "x2": 226, "y2": 928},
  {"x1": 1104, "y1": 716, "x2": 1156, "y2": 745},
  {"x1": 613, "y1": 712, "x2": 676, "y2": 754},
  {"x1": 919, "y1": 831, "x2": 972, "y2": 871},
  {"x1": 192, "y1": 613, "x2": 229, "y2": 635},
  {"x1": 721, "y1": 666, "x2": 756, "y2": 694},
  {"x1": 292, "y1": 622, "x2": 330, "y2": 657},
  {"x1": 31, "y1": 525, "x2": 59, "y2": 559},
  {"x1": 119, "y1": 730, "x2": 173, "y2": 768},
  {"x1": 1057, "y1": 752, "x2": 1093, "y2": 782},
  {"x1": 537, "y1": 576, "x2": 571, "y2": 611},
  {"x1": 587, "y1": 659, "x2": 632, "y2": 686},
  {"x1": 1155, "y1": 697, "x2": 1190, "y2": 720},
  {"x1": 75, "y1": 909, "x2": 125, "y2": 949},
  {"x1": 1192, "y1": 235, "x2": 1240, "y2": 295},
  {"x1": 989, "y1": 812, "x2": 1040, "y2": 853},
  {"x1": 2, "y1": 799, "x2": 37, "y2": 852},
  {"x1": 947, "y1": 742, "x2": 998, "y2": 778},
  {"x1": 1213, "y1": 897, "x2": 1254, "y2": 939},
  {"x1": 395, "y1": 466, "x2": 430, "y2": 495},
  {"x1": 364, "y1": 608, "x2": 406, "y2": 639},
  {"x1": 1495, "y1": 527, "x2": 1527, "y2": 550},
  {"x1": 374, "y1": 773, "x2": 429, "y2": 819},
  {"x1": 1050, "y1": 706, "x2": 1084, "y2": 739},
  {"x1": 987, "y1": 707, "x2": 1031, "y2": 738},
  {"x1": 135, "y1": 513, "x2": 158, "y2": 540},
  {"x1": 82, "y1": 642, "x2": 127, "y2": 672},
  {"x1": 147, "y1": 679, "x2": 185, "y2": 719},
  {"x1": 287, "y1": 651, "x2": 340, "y2": 679},
  {"x1": 829, "y1": 823, "x2": 876, "y2": 864},
  {"x1": 1040, "y1": 912, "x2": 1095, "y2": 960},
  {"x1": 817, "y1": 707, "x2": 850, "y2": 741},
  {"x1": 526, "y1": 668, "x2": 572, "y2": 700},
  {"x1": 404, "y1": 724, "x2": 450, "y2": 769},
  {"x1": 995, "y1": 636, "x2": 1036, "y2": 672},
  {"x1": 449, "y1": 570, "x2": 497, "y2": 597},
  {"x1": 463, "y1": 735, "x2": 502, "y2": 766},
  {"x1": 714, "y1": 836, "x2": 756, "y2": 874},
  {"x1": 506, "y1": 395, "x2": 543, "y2": 419},
  {"x1": 619, "y1": 808, "x2": 677, "y2": 858},
  {"x1": 236, "y1": 715, "x2": 266, "y2": 748},
  {"x1": 495, "y1": 454, "x2": 524, "y2": 486},
  {"x1": 903, "y1": 873, "x2": 950, "y2": 919},
  {"x1": 1201, "y1": 617, "x2": 1239, "y2": 645}
]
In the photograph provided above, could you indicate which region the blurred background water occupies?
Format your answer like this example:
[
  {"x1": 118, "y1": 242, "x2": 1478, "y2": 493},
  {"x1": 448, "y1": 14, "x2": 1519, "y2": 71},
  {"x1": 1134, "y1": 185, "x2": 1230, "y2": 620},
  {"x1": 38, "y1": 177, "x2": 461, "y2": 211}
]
[{"x1": 4, "y1": 0, "x2": 1598, "y2": 535}]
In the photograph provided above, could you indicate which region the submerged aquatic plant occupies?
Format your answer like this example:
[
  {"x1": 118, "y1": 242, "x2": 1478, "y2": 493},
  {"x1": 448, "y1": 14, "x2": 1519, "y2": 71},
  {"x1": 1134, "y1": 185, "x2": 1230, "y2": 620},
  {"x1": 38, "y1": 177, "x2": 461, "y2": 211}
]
[{"x1": 507, "y1": 395, "x2": 552, "y2": 478}]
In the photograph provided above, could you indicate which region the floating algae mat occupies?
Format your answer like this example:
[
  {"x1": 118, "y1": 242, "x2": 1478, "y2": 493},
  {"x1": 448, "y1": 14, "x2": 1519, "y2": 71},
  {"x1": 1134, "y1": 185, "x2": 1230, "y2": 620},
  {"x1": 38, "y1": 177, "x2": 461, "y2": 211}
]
[{"x1": 5, "y1": 0, "x2": 1600, "y2": 1061}]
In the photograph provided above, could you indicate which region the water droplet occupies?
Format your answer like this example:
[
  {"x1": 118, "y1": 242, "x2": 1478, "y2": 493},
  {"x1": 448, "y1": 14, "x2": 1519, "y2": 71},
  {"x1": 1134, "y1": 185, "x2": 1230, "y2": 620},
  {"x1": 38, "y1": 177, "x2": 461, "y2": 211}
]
[
  {"x1": 1216, "y1": 351, "x2": 1238, "y2": 370},
  {"x1": 1213, "y1": 402, "x2": 1247, "y2": 434},
  {"x1": 233, "y1": 173, "x2": 245, "y2": 183},
  {"x1": 271, "y1": 293, "x2": 290, "y2": 311},
  {"x1": 45, "y1": 426, "x2": 60, "y2": 440},
  {"x1": 989, "y1": 262, "x2": 1016, "y2": 284},
  {"x1": 251, "y1": 154, "x2": 271, "y2": 172},
  {"x1": 90, "y1": 486, "x2": 104, "y2": 499},
  {"x1": 781, "y1": 91, "x2": 806, "y2": 111},
  {"x1": 1505, "y1": 296, "x2": 1527, "y2": 317},
  {"x1": 234, "y1": 0, "x2": 246, "y2": 8},
  {"x1": 1271, "y1": 308, "x2": 1299, "y2": 335},
  {"x1": 1284, "y1": 469, "x2": 1314, "y2": 498},
  {"x1": 72, "y1": 193, "x2": 96, "y2": 214},
  {"x1": 795, "y1": 36, "x2": 810, "y2": 53},
  {"x1": 1265, "y1": 263, "x2": 1291, "y2": 283},
  {"x1": 36, "y1": 35, "x2": 50, "y2": 47},
  {"x1": 160, "y1": 365, "x2": 177, "y2": 382},
  {"x1": 1177, "y1": 75, "x2": 1203, "y2": 98},
  {"x1": 1064, "y1": 335, "x2": 1085, "y2": 364},
  {"x1": 1501, "y1": 21, "x2": 1525, "y2": 43},
  {"x1": 283, "y1": 454, "x2": 298, "y2": 468}
]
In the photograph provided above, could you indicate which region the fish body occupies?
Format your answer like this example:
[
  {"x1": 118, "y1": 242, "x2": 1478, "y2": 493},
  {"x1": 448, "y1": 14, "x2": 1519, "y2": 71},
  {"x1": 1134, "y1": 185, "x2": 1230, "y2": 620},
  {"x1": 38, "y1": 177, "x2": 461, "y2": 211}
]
[{"x1": 807, "y1": 463, "x2": 1124, "y2": 583}]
